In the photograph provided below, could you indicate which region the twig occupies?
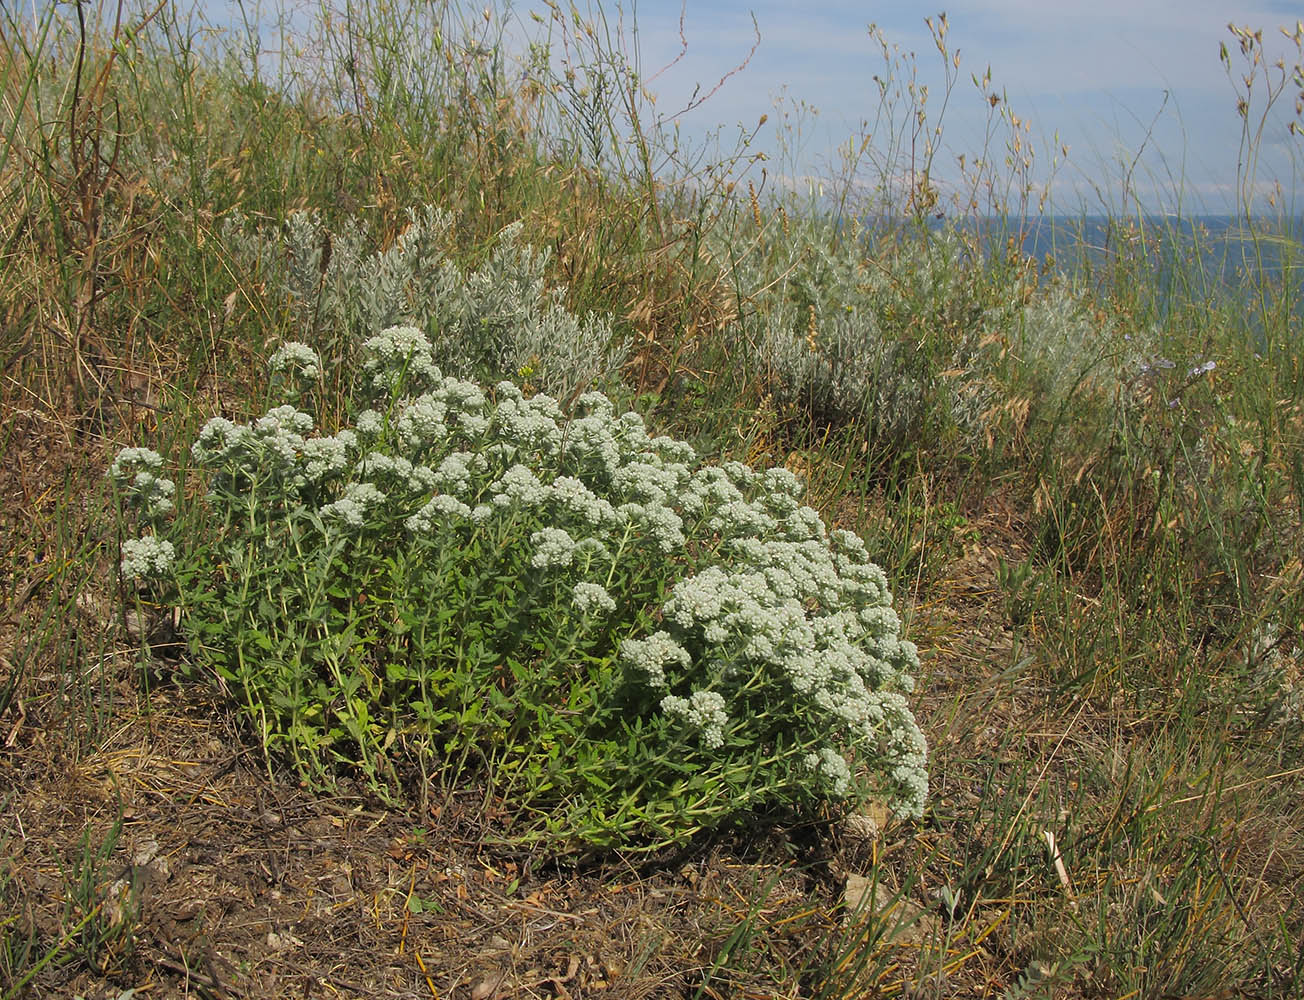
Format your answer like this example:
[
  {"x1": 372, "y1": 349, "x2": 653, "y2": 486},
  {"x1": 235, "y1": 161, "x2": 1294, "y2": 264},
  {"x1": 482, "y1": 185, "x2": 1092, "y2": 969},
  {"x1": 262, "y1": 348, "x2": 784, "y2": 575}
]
[{"x1": 151, "y1": 950, "x2": 233, "y2": 999}]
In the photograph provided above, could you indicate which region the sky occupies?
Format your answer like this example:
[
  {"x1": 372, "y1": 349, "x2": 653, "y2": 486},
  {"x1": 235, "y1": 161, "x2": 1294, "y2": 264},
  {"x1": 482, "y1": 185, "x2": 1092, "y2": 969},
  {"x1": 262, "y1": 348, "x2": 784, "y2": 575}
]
[
  {"x1": 188, "y1": 0, "x2": 1303, "y2": 214},
  {"x1": 603, "y1": 0, "x2": 1304, "y2": 214}
]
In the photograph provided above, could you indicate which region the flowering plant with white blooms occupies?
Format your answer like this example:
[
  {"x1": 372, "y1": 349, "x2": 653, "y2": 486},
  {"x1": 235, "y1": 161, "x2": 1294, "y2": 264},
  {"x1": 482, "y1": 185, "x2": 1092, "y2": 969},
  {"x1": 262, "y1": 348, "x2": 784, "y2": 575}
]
[
  {"x1": 108, "y1": 326, "x2": 927, "y2": 852},
  {"x1": 107, "y1": 447, "x2": 177, "y2": 581}
]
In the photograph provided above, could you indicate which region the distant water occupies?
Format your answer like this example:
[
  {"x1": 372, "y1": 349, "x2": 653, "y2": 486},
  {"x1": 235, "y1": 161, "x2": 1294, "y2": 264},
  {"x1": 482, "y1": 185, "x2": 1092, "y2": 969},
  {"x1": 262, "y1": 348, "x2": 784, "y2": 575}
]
[
  {"x1": 1012, "y1": 215, "x2": 1300, "y2": 280},
  {"x1": 947, "y1": 214, "x2": 1304, "y2": 330},
  {"x1": 859, "y1": 214, "x2": 1300, "y2": 281}
]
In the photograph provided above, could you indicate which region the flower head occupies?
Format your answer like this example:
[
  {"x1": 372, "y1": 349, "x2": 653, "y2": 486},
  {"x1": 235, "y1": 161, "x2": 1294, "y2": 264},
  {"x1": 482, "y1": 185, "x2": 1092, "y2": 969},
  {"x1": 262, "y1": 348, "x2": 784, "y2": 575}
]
[
  {"x1": 571, "y1": 582, "x2": 616, "y2": 616},
  {"x1": 191, "y1": 417, "x2": 253, "y2": 466},
  {"x1": 620, "y1": 631, "x2": 691, "y2": 690},
  {"x1": 108, "y1": 447, "x2": 164, "y2": 484},
  {"x1": 407, "y1": 494, "x2": 473, "y2": 534},
  {"x1": 803, "y1": 746, "x2": 852, "y2": 798},
  {"x1": 361, "y1": 325, "x2": 441, "y2": 398},
  {"x1": 109, "y1": 448, "x2": 176, "y2": 520},
  {"x1": 491, "y1": 464, "x2": 548, "y2": 509},
  {"x1": 661, "y1": 690, "x2": 728, "y2": 749},
  {"x1": 355, "y1": 409, "x2": 385, "y2": 439},
  {"x1": 301, "y1": 431, "x2": 357, "y2": 483},
  {"x1": 530, "y1": 527, "x2": 576, "y2": 569},
  {"x1": 269, "y1": 341, "x2": 322, "y2": 383},
  {"x1": 120, "y1": 534, "x2": 175, "y2": 580},
  {"x1": 321, "y1": 482, "x2": 387, "y2": 529}
]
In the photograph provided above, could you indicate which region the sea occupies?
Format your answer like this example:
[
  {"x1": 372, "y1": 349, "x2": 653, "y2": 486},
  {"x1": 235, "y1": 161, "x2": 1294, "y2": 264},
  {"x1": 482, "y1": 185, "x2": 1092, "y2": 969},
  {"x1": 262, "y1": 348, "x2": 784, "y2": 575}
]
[{"x1": 953, "y1": 214, "x2": 1304, "y2": 331}]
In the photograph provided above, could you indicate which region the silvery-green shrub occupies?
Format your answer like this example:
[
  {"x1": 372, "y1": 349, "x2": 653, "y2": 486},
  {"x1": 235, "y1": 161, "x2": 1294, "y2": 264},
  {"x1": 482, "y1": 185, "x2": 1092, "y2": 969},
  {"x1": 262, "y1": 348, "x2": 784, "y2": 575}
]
[
  {"x1": 1011, "y1": 276, "x2": 1154, "y2": 413},
  {"x1": 222, "y1": 204, "x2": 628, "y2": 397},
  {"x1": 722, "y1": 221, "x2": 1015, "y2": 449}
]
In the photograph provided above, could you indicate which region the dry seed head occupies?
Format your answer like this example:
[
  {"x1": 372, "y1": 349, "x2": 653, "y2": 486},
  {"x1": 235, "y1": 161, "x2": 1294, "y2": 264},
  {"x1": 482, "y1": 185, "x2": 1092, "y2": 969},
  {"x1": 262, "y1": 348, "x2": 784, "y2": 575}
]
[
  {"x1": 806, "y1": 304, "x2": 818, "y2": 352},
  {"x1": 749, "y1": 180, "x2": 762, "y2": 230}
]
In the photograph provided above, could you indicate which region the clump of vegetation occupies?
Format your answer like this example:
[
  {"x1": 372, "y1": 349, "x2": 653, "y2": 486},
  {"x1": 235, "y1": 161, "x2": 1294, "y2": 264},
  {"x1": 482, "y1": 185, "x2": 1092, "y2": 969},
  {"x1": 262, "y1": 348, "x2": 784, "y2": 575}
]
[
  {"x1": 223, "y1": 205, "x2": 629, "y2": 400},
  {"x1": 721, "y1": 220, "x2": 1022, "y2": 462},
  {"x1": 109, "y1": 327, "x2": 927, "y2": 851}
]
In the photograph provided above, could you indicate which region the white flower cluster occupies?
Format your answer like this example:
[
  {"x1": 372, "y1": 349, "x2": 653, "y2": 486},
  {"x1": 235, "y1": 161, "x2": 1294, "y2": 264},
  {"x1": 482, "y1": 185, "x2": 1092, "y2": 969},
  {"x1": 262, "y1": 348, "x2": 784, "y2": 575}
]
[
  {"x1": 619, "y1": 631, "x2": 691, "y2": 690},
  {"x1": 613, "y1": 460, "x2": 688, "y2": 505},
  {"x1": 355, "y1": 409, "x2": 385, "y2": 439},
  {"x1": 395, "y1": 394, "x2": 449, "y2": 452},
  {"x1": 548, "y1": 476, "x2": 618, "y2": 529},
  {"x1": 192, "y1": 405, "x2": 361, "y2": 497},
  {"x1": 361, "y1": 325, "x2": 441, "y2": 398},
  {"x1": 491, "y1": 463, "x2": 549, "y2": 509},
  {"x1": 269, "y1": 341, "x2": 322, "y2": 382},
  {"x1": 804, "y1": 746, "x2": 852, "y2": 798},
  {"x1": 356, "y1": 451, "x2": 437, "y2": 495},
  {"x1": 642, "y1": 475, "x2": 928, "y2": 817},
  {"x1": 108, "y1": 446, "x2": 163, "y2": 480},
  {"x1": 561, "y1": 394, "x2": 624, "y2": 476},
  {"x1": 256, "y1": 405, "x2": 315, "y2": 451},
  {"x1": 321, "y1": 482, "x2": 386, "y2": 529},
  {"x1": 107, "y1": 447, "x2": 175, "y2": 520},
  {"x1": 529, "y1": 527, "x2": 576, "y2": 569},
  {"x1": 406, "y1": 493, "x2": 473, "y2": 533},
  {"x1": 571, "y1": 582, "x2": 616, "y2": 616},
  {"x1": 617, "y1": 501, "x2": 684, "y2": 554},
  {"x1": 300, "y1": 430, "x2": 357, "y2": 482},
  {"x1": 188, "y1": 419, "x2": 244, "y2": 470},
  {"x1": 491, "y1": 384, "x2": 566, "y2": 460},
  {"x1": 190, "y1": 406, "x2": 311, "y2": 483},
  {"x1": 109, "y1": 448, "x2": 180, "y2": 585},
  {"x1": 661, "y1": 690, "x2": 729, "y2": 749},
  {"x1": 120, "y1": 534, "x2": 175, "y2": 580},
  {"x1": 427, "y1": 451, "x2": 482, "y2": 498},
  {"x1": 389, "y1": 378, "x2": 489, "y2": 454}
]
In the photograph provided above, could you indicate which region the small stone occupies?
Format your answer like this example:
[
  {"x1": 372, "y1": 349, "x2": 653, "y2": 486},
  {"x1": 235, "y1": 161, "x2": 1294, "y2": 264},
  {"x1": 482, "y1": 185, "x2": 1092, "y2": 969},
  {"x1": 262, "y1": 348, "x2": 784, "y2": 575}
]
[
  {"x1": 843, "y1": 875, "x2": 940, "y2": 943},
  {"x1": 842, "y1": 798, "x2": 890, "y2": 842},
  {"x1": 471, "y1": 972, "x2": 505, "y2": 999},
  {"x1": 132, "y1": 838, "x2": 159, "y2": 867},
  {"x1": 266, "y1": 930, "x2": 302, "y2": 951}
]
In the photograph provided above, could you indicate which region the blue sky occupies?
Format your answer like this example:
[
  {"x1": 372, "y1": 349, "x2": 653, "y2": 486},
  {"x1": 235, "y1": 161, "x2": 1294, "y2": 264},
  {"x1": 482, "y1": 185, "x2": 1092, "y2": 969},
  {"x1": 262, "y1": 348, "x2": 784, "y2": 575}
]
[
  {"x1": 606, "y1": 0, "x2": 1303, "y2": 213},
  {"x1": 193, "y1": 0, "x2": 1302, "y2": 214}
]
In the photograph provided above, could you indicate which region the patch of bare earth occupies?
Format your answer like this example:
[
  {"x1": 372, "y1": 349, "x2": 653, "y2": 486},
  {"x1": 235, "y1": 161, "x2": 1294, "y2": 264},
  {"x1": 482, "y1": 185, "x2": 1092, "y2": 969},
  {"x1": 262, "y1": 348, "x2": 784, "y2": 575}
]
[{"x1": 4, "y1": 666, "x2": 869, "y2": 999}]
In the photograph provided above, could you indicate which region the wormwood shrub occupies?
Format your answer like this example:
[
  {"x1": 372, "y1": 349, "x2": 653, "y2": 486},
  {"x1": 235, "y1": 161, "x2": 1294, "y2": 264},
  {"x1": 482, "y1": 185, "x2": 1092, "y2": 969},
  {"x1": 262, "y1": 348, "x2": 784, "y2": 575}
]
[
  {"x1": 222, "y1": 204, "x2": 628, "y2": 399},
  {"x1": 726, "y1": 221, "x2": 1019, "y2": 458},
  {"x1": 108, "y1": 327, "x2": 927, "y2": 853}
]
